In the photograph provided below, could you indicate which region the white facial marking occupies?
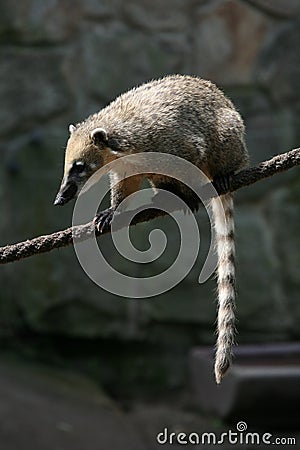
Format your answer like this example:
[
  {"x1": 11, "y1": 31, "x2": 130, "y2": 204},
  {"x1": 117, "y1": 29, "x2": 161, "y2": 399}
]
[{"x1": 69, "y1": 124, "x2": 76, "y2": 134}]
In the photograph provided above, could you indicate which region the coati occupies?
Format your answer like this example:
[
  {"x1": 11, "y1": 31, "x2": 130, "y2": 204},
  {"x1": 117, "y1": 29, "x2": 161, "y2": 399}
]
[{"x1": 54, "y1": 75, "x2": 249, "y2": 383}]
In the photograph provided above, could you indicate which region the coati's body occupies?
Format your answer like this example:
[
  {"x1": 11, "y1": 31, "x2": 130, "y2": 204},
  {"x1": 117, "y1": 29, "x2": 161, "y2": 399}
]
[{"x1": 55, "y1": 75, "x2": 249, "y2": 383}]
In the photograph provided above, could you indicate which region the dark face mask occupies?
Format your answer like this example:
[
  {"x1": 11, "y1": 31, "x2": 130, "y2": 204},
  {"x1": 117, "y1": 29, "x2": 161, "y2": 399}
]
[{"x1": 54, "y1": 161, "x2": 88, "y2": 206}]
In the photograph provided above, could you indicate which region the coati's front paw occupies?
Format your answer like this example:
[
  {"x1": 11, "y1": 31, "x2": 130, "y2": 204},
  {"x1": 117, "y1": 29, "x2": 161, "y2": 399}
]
[{"x1": 93, "y1": 208, "x2": 115, "y2": 234}]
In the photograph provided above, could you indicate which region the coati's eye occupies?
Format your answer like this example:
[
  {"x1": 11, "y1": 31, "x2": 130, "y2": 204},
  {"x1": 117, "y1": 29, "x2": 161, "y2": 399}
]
[
  {"x1": 70, "y1": 161, "x2": 86, "y2": 176},
  {"x1": 74, "y1": 161, "x2": 85, "y2": 172}
]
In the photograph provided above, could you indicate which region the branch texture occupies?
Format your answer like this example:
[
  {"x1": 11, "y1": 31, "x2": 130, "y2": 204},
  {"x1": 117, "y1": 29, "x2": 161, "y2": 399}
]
[{"x1": 0, "y1": 148, "x2": 299, "y2": 264}]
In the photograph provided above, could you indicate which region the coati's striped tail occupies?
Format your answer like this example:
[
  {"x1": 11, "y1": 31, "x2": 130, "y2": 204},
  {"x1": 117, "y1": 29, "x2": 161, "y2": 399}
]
[{"x1": 211, "y1": 193, "x2": 236, "y2": 384}]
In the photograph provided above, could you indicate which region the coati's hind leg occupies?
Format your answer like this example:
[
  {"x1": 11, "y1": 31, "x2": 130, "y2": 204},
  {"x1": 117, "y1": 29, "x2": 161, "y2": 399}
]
[
  {"x1": 212, "y1": 172, "x2": 234, "y2": 196},
  {"x1": 149, "y1": 175, "x2": 201, "y2": 213}
]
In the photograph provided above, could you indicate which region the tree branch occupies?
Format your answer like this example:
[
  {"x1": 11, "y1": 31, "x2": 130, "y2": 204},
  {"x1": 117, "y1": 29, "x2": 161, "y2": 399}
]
[{"x1": 0, "y1": 148, "x2": 299, "y2": 264}]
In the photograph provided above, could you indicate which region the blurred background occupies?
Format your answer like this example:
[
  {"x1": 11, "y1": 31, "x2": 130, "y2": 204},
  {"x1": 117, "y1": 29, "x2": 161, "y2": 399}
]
[{"x1": 0, "y1": 0, "x2": 300, "y2": 449}]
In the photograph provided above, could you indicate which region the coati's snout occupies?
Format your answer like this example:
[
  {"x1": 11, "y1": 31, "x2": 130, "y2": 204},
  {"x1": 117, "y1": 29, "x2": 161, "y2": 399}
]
[
  {"x1": 54, "y1": 125, "x2": 112, "y2": 206},
  {"x1": 54, "y1": 160, "x2": 89, "y2": 206},
  {"x1": 54, "y1": 179, "x2": 78, "y2": 206}
]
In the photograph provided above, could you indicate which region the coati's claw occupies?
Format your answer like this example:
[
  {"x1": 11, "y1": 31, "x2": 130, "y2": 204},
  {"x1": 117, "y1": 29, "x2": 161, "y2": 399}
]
[{"x1": 94, "y1": 208, "x2": 114, "y2": 233}]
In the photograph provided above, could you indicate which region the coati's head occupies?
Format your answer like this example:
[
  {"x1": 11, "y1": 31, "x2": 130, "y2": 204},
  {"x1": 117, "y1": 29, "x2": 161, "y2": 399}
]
[{"x1": 54, "y1": 124, "x2": 118, "y2": 206}]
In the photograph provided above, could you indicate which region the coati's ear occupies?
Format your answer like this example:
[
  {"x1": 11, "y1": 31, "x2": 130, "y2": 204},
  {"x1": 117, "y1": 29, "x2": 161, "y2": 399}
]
[
  {"x1": 69, "y1": 124, "x2": 76, "y2": 134},
  {"x1": 90, "y1": 127, "x2": 108, "y2": 146}
]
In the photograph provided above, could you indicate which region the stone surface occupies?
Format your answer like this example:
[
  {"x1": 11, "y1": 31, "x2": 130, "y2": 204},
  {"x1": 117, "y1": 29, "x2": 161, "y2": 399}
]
[
  {"x1": 128, "y1": 399, "x2": 300, "y2": 449},
  {"x1": 0, "y1": 0, "x2": 299, "y2": 374},
  {"x1": 0, "y1": 360, "x2": 145, "y2": 450},
  {"x1": 0, "y1": 0, "x2": 82, "y2": 44},
  {"x1": 247, "y1": 0, "x2": 300, "y2": 18},
  {"x1": 0, "y1": 133, "x2": 130, "y2": 339},
  {"x1": 228, "y1": 88, "x2": 296, "y2": 164},
  {"x1": 81, "y1": 24, "x2": 190, "y2": 102},
  {"x1": 234, "y1": 207, "x2": 291, "y2": 338},
  {"x1": 192, "y1": 0, "x2": 273, "y2": 85},
  {"x1": 0, "y1": 48, "x2": 71, "y2": 136},
  {"x1": 265, "y1": 189, "x2": 300, "y2": 336},
  {"x1": 190, "y1": 344, "x2": 300, "y2": 428},
  {"x1": 3, "y1": 358, "x2": 297, "y2": 450},
  {"x1": 228, "y1": 87, "x2": 298, "y2": 202},
  {"x1": 82, "y1": 0, "x2": 121, "y2": 20},
  {"x1": 144, "y1": 210, "x2": 216, "y2": 329},
  {"x1": 121, "y1": 0, "x2": 191, "y2": 32},
  {"x1": 255, "y1": 20, "x2": 300, "y2": 105}
]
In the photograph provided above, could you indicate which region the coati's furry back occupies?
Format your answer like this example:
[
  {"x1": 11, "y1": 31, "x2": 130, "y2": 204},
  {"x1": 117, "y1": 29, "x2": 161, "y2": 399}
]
[{"x1": 74, "y1": 75, "x2": 248, "y2": 177}]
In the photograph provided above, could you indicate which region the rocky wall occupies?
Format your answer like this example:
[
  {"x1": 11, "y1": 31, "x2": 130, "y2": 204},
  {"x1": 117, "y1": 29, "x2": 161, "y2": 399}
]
[{"x1": 0, "y1": 0, "x2": 299, "y2": 349}]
